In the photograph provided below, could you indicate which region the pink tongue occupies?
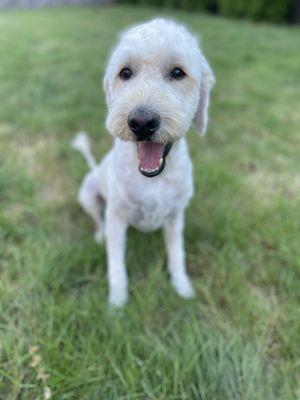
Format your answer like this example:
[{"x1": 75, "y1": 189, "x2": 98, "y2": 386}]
[{"x1": 137, "y1": 142, "x2": 165, "y2": 171}]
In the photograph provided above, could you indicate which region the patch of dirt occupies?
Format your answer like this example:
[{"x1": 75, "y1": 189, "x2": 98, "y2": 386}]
[
  {"x1": 10, "y1": 133, "x2": 69, "y2": 204},
  {"x1": 247, "y1": 169, "x2": 300, "y2": 202}
]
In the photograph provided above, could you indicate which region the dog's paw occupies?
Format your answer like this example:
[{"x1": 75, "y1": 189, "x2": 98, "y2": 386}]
[
  {"x1": 108, "y1": 288, "x2": 128, "y2": 308},
  {"x1": 94, "y1": 229, "x2": 104, "y2": 244},
  {"x1": 172, "y1": 274, "x2": 196, "y2": 299}
]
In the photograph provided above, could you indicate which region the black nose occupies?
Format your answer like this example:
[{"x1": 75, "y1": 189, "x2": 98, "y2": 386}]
[{"x1": 127, "y1": 108, "x2": 160, "y2": 139}]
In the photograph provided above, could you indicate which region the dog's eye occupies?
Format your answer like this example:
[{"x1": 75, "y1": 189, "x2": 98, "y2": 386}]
[
  {"x1": 119, "y1": 68, "x2": 133, "y2": 81},
  {"x1": 170, "y1": 67, "x2": 186, "y2": 80}
]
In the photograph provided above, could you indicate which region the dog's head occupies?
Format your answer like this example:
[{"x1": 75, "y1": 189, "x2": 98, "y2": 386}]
[{"x1": 104, "y1": 19, "x2": 215, "y2": 177}]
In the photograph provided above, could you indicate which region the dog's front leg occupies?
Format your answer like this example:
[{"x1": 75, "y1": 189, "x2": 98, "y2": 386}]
[
  {"x1": 163, "y1": 211, "x2": 195, "y2": 299},
  {"x1": 106, "y1": 206, "x2": 128, "y2": 307}
]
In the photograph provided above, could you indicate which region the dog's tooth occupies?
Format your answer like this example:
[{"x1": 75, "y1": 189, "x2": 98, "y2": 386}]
[
  {"x1": 159, "y1": 158, "x2": 163, "y2": 167},
  {"x1": 140, "y1": 167, "x2": 160, "y2": 174}
]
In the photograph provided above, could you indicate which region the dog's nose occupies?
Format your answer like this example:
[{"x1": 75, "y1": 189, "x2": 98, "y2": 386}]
[{"x1": 127, "y1": 109, "x2": 160, "y2": 139}]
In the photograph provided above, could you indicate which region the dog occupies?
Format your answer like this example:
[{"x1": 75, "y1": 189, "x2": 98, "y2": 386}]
[{"x1": 72, "y1": 19, "x2": 215, "y2": 307}]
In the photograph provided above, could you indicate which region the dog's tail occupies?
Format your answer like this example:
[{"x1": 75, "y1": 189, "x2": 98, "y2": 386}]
[{"x1": 71, "y1": 131, "x2": 97, "y2": 170}]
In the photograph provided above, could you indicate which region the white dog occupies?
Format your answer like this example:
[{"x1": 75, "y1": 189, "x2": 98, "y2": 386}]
[{"x1": 72, "y1": 19, "x2": 215, "y2": 307}]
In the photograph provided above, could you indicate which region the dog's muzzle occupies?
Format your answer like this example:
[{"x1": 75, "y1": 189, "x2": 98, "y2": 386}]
[{"x1": 127, "y1": 108, "x2": 172, "y2": 178}]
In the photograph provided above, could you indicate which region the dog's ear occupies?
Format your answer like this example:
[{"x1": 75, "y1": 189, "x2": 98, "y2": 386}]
[
  {"x1": 103, "y1": 72, "x2": 111, "y2": 106},
  {"x1": 194, "y1": 55, "x2": 215, "y2": 136}
]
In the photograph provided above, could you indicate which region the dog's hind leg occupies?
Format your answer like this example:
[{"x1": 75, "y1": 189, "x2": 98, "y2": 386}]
[{"x1": 78, "y1": 171, "x2": 105, "y2": 243}]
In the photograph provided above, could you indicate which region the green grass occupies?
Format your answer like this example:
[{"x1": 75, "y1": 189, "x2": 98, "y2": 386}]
[{"x1": 0, "y1": 5, "x2": 299, "y2": 399}]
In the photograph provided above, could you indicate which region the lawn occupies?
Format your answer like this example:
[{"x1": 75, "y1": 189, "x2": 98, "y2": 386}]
[{"x1": 0, "y1": 5, "x2": 299, "y2": 399}]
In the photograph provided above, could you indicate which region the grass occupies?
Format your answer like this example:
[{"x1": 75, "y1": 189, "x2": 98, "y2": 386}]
[{"x1": 0, "y1": 5, "x2": 299, "y2": 399}]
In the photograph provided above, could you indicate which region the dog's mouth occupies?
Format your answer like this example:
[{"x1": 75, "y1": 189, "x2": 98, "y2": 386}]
[{"x1": 137, "y1": 142, "x2": 172, "y2": 177}]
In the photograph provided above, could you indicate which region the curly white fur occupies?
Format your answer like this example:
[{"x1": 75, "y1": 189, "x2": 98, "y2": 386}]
[
  {"x1": 73, "y1": 19, "x2": 215, "y2": 307},
  {"x1": 71, "y1": 131, "x2": 97, "y2": 170}
]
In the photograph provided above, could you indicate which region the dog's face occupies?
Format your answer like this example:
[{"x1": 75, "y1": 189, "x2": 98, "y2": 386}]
[{"x1": 104, "y1": 19, "x2": 215, "y2": 177}]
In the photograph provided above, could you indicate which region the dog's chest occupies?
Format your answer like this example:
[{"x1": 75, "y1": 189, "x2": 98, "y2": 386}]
[{"x1": 124, "y1": 175, "x2": 192, "y2": 231}]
